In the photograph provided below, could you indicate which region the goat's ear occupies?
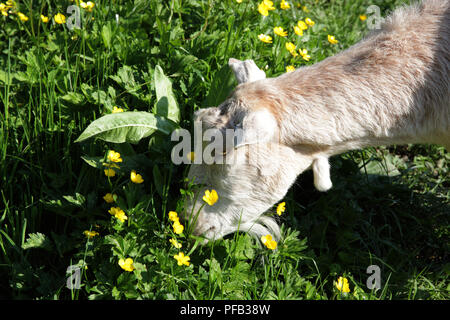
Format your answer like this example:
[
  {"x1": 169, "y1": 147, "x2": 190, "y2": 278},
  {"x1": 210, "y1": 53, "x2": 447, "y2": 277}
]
[
  {"x1": 312, "y1": 156, "x2": 332, "y2": 192},
  {"x1": 228, "y1": 58, "x2": 266, "y2": 84},
  {"x1": 193, "y1": 106, "x2": 220, "y2": 122},
  {"x1": 234, "y1": 109, "x2": 278, "y2": 147}
]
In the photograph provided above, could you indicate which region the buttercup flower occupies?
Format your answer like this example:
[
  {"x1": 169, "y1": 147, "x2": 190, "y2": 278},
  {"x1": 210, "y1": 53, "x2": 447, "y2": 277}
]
[
  {"x1": 335, "y1": 276, "x2": 351, "y2": 293},
  {"x1": 285, "y1": 42, "x2": 298, "y2": 57},
  {"x1": 80, "y1": 1, "x2": 95, "y2": 12},
  {"x1": 40, "y1": 15, "x2": 49, "y2": 23},
  {"x1": 168, "y1": 211, "x2": 179, "y2": 222},
  {"x1": 103, "y1": 193, "x2": 115, "y2": 203},
  {"x1": 305, "y1": 17, "x2": 315, "y2": 26},
  {"x1": 299, "y1": 48, "x2": 310, "y2": 61},
  {"x1": 169, "y1": 238, "x2": 182, "y2": 249},
  {"x1": 17, "y1": 12, "x2": 28, "y2": 22},
  {"x1": 108, "y1": 207, "x2": 128, "y2": 223},
  {"x1": 280, "y1": 0, "x2": 290, "y2": 10},
  {"x1": 0, "y1": 0, "x2": 13, "y2": 15},
  {"x1": 104, "y1": 168, "x2": 116, "y2": 177},
  {"x1": 261, "y1": 234, "x2": 277, "y2": 250},
  {"x1": 297, "y1": 20, "x2": 308, "y2": 31},
  {"x1": 130, "y1": 170, "x2": 144, "y2": 184},
  {"x1": 107, "y1": 150, "x2": 122, "y2": 163},
  {"x1": 328, "y1": 34, "x2": 339, "y2": 44},
  {"x1": 118, "y1": 258, "x2": 135, "y2": 272},
  {"x1": 276, "y1": 202, "x2": 286, "y2": 215},
  {"x1": 273, "y1": 26, "x2": 287, "y2": 37},
  {"x1": 54, "y1": 13, "x2": 66, "y2": 24},
  {"x1": 203, "y1": 189, "x2": 218, "y2": 206},
  {"x1": 258, "y1": 34, "x2": 273, "y2": 44},
  {"x1": 293, "y1": 25, "x2": 304, "y2": 36},
  {"x1": 187, "y1": 151, "x2": 195, "y2": 162},
  {"x1": 263, "y1": 0, "x2": 275, "y2": 10},
  {"x1": 286, "y1": 65, "x2": 295, "y2": 73},
  {"x1": 257, "y1": 1, "x2": 275, "y2": 16},
  {"x1": 359, "y1": 14, "x2": 367, "y2": 21},
  {"x1": 173, "y1": 252, "x2": 190, "y2": 266},
  {"x1": 173, "y1": 220, "x2": 184, "y2": 234},
  {"x1": 112, "y1": 106, "x2": 124, "y2": 113},
  {"x1": 285, "y1": 42, "x2": 296, "y2": 52},
  {"x1": 83, "y1": 230, "x2": 99, "y2": 238}
]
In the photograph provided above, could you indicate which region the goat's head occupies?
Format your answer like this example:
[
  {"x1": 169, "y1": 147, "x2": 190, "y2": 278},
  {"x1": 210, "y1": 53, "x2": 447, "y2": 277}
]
[{"x1": 180, "y1": 58, "x2": 332, "y2": 242}]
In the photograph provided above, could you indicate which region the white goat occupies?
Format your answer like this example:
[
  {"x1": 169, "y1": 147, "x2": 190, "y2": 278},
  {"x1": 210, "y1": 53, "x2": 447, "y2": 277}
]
[{"x1": 184, "y1": 0, "x2": 449, "y2": 242}]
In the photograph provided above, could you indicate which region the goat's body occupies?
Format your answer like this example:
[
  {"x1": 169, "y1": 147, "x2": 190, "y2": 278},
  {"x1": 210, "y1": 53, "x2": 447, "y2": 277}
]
[
  {"x1": 234, "y1": 0, "x2": 449, "y2": 153},
  {"x1": 186, "y1": 0, "x2": 449, "y2": 241}
]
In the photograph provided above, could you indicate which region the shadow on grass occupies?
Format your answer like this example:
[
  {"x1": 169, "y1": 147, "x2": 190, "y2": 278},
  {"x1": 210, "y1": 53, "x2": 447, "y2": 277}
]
[{"x1": 287, "y1": 154, "x2": 449, "y2": 299}]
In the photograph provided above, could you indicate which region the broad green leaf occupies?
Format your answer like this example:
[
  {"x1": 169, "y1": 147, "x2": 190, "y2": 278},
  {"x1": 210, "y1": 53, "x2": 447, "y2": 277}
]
[
  {"x1": 60, "y1": 92, "x2": 85, "y2": 106},
  {"x1": 102, "y1": 24, "x2": 112, "y2": 49},
  {"x1": 204, "y1": 64, "x2": 237, "y2": 107},
  {"x1": 75, "y1": 111, "x2": 177, "y2": 144},
  {"x1": 22, "y1": 232, "x2": 53, "y2": 251},
  {"x1": 154, "y1": 65, "x2": 180, "y2": 123}
]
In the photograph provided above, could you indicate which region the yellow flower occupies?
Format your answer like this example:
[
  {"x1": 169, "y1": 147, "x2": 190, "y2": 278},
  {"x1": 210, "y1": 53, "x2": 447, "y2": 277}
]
[
  {"x1": 107, "y1": 150, "x2": 123, "y2": 163},
  {"x1": 118, "y1": 258, "x2": 135, "y2": 272},
  {"x1": 276, "y1": 202, "x2": 286, "y2": 215},
  {"x1": 261, "y1": 234, "x2": 277, "y2": 250},
  {"x1": 104, "y1": 168, "x2": 116, "y2": 177},
  {"x1": 286, "y1": 65, "x2": 295, "y2": 73},
  {"x1": 130, "y1": 170, "x2": 144, "y2": 184},
  {"x1": 112, "y1": 106, "x2": 124, "y2": 113},
  {"x1": 173, "y1": 252, "x2": 190, "y2": 266},
  {"x1": 328, "y1": 34, "x2": 339, "y2": 44},
  {"x1": 258, "y1": 34, "x2": 273, "y2": 44},
  {"x1": 293, "y1": 25, "x2": 303, "y2": 36},
  {"x1": 17, "y1": 12, "x2": 28, "y2": 22},
  {"x1": 335, "y1": 277, "x2": 351, "y2": 293},
  {"x1": 1, "y1": 10, "x2": 8, "y2": 17},
  {"x1": 40, "y1": 15, "x2": 49, "y2": 23},
  {"x1": 305, "y1": 17, "x2": 315, "y2": 26},
  {"x1": 286, "y1": 42, "x2": 298, "y2": 57},
  {"x1": 80, "y1": 1, "x2": 95, "y2": 12},
  {"x1": 263, "y1": 0, "x2": 275, "y2": 10},
  {"x1": 273, "y1": 26, "x2": 287, "y2": 37},
  {"x1": 280, "y1": 0, "x2": 290, "y2": 10},
  {"x1": 257, "y1": 2, "x2": 269, "y2": 16},
  {"x1": 187, "y1": 151, "x2": 196, "y2": 162},
  {"x1": 285, "y1": 42, "x2": 296, "y2": 52},
  {"x1": 168, "y1": 211, "x2": 179, "y2": 222},
  {"x1": 169, "y1": 238, "x2": 182, "y2": 249},
  {"x1": 173, "y1": 220, "x2": 184, "y2": 234},
  {"x1": 54, "y1": 13, "x2": 66, "y2": 24},
  {"x1": 203, "y1": 189, "x2": 218, "y2": 206},
  {"x1": 359, "y1": 14, "x2": 367, "y2": 21},
  {"x1": 299, "y1": 48, "x2": 310, "y2": 61},
  {"x1": 297, "y1": 20, "x2": 308, "y2": 31},
  {"x1": 83, "y1": 230, "x2": 99, "y2": 238},
  {"x1": 103, "y1": 193, "x2": 116, "y2": 203},
  {"x1": 108, "y1": 207, "x2": 128, "y2": 223},
  {"x1": 236, "y1": 0, "x2": 243, "y2": 3},
  {"x1": 302, "y1": 5, "x2": 309, "y2": 12}
]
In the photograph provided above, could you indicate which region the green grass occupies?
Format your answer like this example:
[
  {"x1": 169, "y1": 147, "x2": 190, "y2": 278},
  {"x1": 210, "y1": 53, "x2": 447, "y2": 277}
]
[{"x1": 0, "y1": 0, "x2": 448, "y2": 300}]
